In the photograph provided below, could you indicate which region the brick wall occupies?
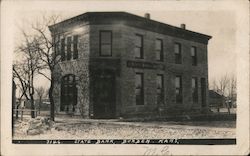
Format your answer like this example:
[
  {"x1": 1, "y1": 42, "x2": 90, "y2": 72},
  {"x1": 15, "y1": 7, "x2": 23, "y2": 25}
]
[
  {"x1": 52, "y1": 24, "x2": 91, "y2": 118},
  {"x1": 52, "y1": 21, "x2": 209, "y2": 118},
  {"x1": 118, "y1": 25, "x2": 209, "y2": 117}
]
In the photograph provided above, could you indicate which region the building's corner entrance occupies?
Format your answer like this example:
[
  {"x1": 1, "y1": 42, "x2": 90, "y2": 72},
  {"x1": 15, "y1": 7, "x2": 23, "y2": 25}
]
[{"x1": 92, "y1": 70, "x2": 116, "y2": 119}]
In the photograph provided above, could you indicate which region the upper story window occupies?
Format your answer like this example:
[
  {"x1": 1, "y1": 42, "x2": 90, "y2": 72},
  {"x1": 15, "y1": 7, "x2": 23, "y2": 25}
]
[
  {"x1": 174, "y1": 43, "x2": 182, "y2": 64},
  {"x1": 175, "y1": 76, "x2": 182, "y2": 103},
  {"x1": 156, "y1": 39, "x2": 163, "y2": 61},
  {"x1": 191, "y1": 46, "x2": 197, "y2": 66},
  {"x1": 100, "y1": 31, "x2": 112, "y2": 56},
  {"x1": 66, "y1": 36, "x2": 72, "y2": 60},
  {"x1": 135, "y1": 34, "x2": 143, "y2": 59},
  {"x1": 60, "y1": 35, "x2": 78, "y2": 62},
  {"x1": 61, "y1": 38, "x2": 66, "y2": 61},
  {"x1": 135, "y1": 73, "x2": 144, "y2": 105},
  {"x1": 156, "y1": 74, "x2": 164, "y2": 105},
  {"x1": 54, "y1": 35, "x2": 60, "y2": 56},
  {"x1": 73, "y1": 35, "x2": 78, "y2": 59}
]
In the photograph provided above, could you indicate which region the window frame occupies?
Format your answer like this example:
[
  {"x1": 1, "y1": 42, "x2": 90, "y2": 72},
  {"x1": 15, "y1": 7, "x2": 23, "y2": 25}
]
[
  {"x1": 73, "y1": 35, "x2": 79, "y2": 59},
  {"x1": 99, "y1": 30, "x2": 112, "y2": 57},
  {"x1": 192, "y1": 77, "x2": 198, "y2": 103},
  {"x1": 157, "y1": 74, "x2": 164, "y2": 105},
  {"x1": 54, "y1": 35, "x2": 60, "y2": 56},
  {"x1": 174, "y1": 43, "x2": 182, "y2": 64},
  {"x1": 191, "y1": 46, "x2": 197, "y2": 66},
  {"x1": 66, "y1": 36, "x2": 72, "y2": 60},
  {"x1": 175, "y1": 75, "x2": 183, "y2": 103},
  {"x1": 135, "y1": 34, "x2": 144, "y2": 59},
  {"x1": 156, "y1": 39, "x2": 163, "y2": 61},
  {"x1": 135, "y1": 72, "x2": 144, "y2": 105},
  {"x1": 61, "y1": 38, "x2": 66, "y2": 61},
  {"x1": 61, "y1": 74, "x2": 77, "y2": 111}
]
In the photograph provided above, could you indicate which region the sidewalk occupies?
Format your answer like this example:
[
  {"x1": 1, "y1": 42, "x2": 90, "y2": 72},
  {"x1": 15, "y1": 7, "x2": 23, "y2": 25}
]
[
  {"x1": 55, "y1": 117, "x2": 235, "y2": 132},
  {"x1": 13, "y1": 116, "x2": 236, "y2": 139}
]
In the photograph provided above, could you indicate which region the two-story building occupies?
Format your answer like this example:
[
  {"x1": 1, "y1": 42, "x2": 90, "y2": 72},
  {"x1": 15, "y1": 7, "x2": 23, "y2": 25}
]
[{"x1": 49, "y1": 12, "x2": 212, "y2": 118}]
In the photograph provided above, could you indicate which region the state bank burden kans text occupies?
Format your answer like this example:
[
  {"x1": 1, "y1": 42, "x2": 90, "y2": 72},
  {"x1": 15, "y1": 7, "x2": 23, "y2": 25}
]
[
  {"x1": 12, "y1": 139, "x2": 236, "y2": 144},
  {"x1": 127, "y1": 60, "x2": 165, "y2": 70}
]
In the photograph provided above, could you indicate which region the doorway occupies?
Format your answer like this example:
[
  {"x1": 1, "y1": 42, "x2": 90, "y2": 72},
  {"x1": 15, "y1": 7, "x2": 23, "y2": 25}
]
[
  {"x1": 61, "y1": 74, "x2": 77, "y2": 112},
  {"x1": 93, "y1": 71, "x2": 116, "y2": 118}
]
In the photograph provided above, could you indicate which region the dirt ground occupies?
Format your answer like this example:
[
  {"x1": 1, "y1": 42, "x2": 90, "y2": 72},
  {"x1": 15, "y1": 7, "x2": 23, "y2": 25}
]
[{"x1": 13, "y1": 116, "x2": 236, "y2": 139}]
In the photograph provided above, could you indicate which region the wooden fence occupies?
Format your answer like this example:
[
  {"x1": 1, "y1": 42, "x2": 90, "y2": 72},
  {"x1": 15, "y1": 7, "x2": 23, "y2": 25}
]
[{"x1": 13, "y1": 109, "x2": 38, "y2": 120}]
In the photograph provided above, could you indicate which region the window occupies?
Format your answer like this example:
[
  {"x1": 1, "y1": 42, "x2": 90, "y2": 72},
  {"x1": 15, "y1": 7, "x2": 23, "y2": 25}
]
[
  {"x1": 175, "y1": 76, "x2": 182, "y2": 103},
  {"x1": 61, "y1": 38, "x2": 65, "y2": 61},
  {"x1": 100, "y1": 31, "x2": 112, "y2": 56},
  {"x1": 201, "y1": 78, "x2": 207, "y2": 107},
  {"x1": 67, "y1": 37, "x2": 72, "y2": 60},
  {"x1": 157, "y1": 74, "x2": 164, "y2": 105},
  {"x1": 156, "y1": 39, "x2": 163, "y2": 61},
  {"x1": 174, "y1": 43, "x2": 182, "y2": 64},
  {"x1": 61, "y1": 74, "x2": 77, "y2": 111},
  {"x1": 73, "y1": 35, "x2": 78, "y2": 59},
  {"x1": 191, "y1": 46, "x2": 197, "y2": 66},
  {"x1": 192, "y1": 77, "x2": 198, "y2": 103},
  {"x1": 135, "y1": 73, "x2": 144, "y2": 105},
  {"x1": 54, "y1": 35, "x2": 60, "y2": 55},
  {"x1": 135, "y1": 34, "x2": 143, "y2": 59}
]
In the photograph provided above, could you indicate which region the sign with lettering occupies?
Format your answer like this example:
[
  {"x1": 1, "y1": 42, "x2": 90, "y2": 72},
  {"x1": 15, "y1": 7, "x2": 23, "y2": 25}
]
[{"x1": 127, "y1": 60, "x2": 165, "y2": 70}]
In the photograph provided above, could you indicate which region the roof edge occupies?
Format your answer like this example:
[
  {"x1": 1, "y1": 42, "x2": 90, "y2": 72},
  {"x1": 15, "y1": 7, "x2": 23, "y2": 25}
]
[{"x1": 49, "y1": 12, "x2": 212, "y2": 43}]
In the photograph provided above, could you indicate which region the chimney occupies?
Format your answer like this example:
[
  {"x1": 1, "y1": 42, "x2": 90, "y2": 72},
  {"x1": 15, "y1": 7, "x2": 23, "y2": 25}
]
[
  {"x1": 144, "y1": 13, "x2": 150, "y2": 19},
  {"x1": 180, "y1": 24, "x2": 186, "y2": 29}
]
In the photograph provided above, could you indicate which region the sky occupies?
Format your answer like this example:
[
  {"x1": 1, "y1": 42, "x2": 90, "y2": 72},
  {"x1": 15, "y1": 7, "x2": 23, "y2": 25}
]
[{"x1": 11, "y1": 1, "x2": 238, "y2": 90}]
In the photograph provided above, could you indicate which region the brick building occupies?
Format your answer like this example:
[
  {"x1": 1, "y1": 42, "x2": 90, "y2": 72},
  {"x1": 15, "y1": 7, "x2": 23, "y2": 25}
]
[{"x1": 49, "y1": 12, "x2": 212, "y2": 118}]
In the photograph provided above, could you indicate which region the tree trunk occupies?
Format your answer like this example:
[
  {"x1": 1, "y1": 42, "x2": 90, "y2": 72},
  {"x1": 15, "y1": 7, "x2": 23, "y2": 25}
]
[
  {"x1": 30, "y1": 97, "x2": 35, "y2": 118},
  {"x1": 39, "y1": 99, "x2": 41, "y2": 114},
  {"x1": 49, "y1": 78, "x2": 55, "y2": 121},
  {"x1": 16, "y1": 104, "x2": 19, "y2": 119},
  {"x1": 226, "y1": 102, "x2": 231, "y2": 115}
]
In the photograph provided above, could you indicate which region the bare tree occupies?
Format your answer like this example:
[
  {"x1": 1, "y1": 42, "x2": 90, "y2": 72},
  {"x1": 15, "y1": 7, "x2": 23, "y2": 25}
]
[
  {"x1": 218, "y1": 74, "x2": 229, "y2": 97},
  {"x1": 30, "y1": 14, "x2": 63, "y2": 121},
  {"x1": 211, "y1": 73, "x2": 236, "y2": 114},
  {"x1": 12, "y1": 73, "x2": 28, "y2": 119},
  {"x1": 13, "y1": 32, "x2": 41, "y2": 118},
  {"x1": 211, "y1": 79, "x2": 219, "y2": 92},
  {"x1": 210, "y1": 78, "x2": 221, "y2": 112},
  {"x1": 227, "y1": 74, "x2": 237, "y2": 108},
  {"x1": 35, "y1": 86, "x2": 46, "y2": 114}
]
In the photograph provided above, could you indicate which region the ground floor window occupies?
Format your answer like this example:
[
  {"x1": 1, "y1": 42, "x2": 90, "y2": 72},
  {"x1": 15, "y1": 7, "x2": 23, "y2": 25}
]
[
  {"x1": 201, "y1": 78, "x2": 207, "y2": 107},
  {"x1": 192, "y1": 77, "x2": 198, "y2": 103},
  {"x1": 135, "y1": 73, "x2": 144, "y2": 105},
  {"x1": 61, "y1": 74, "x2": 77, "y2": 111},
  {"x1": 175, "y1": 76, "x2": 182, "y2": 103},
  {"x1": 157, "y1": 74, "x2": 164, "y2": 105}
]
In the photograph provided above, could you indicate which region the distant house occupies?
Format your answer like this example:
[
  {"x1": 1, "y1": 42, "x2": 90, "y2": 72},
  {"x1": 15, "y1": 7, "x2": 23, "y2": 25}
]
[
  {"x1": 209, "y1": 90, "x2": 224, "y2": 108},
  {"x1": 24, "y1": 99, "x2": 50, "y2": 111}
]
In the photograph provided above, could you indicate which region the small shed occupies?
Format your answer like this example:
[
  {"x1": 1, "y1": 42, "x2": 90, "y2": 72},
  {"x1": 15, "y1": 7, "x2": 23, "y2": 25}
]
[{"x1": 209, "y1": 90, "x2": 224, "y2": 108}]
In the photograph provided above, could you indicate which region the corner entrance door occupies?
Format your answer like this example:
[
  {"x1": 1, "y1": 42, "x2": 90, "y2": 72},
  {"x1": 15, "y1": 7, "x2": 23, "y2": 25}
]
[{"x1": 93, "y1": 71, "x2": 116, "y2": 119}]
